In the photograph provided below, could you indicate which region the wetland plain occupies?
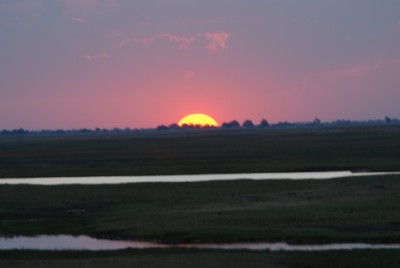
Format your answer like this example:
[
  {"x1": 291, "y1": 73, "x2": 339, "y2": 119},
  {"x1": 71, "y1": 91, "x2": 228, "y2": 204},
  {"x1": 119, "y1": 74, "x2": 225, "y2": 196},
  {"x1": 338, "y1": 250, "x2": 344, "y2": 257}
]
[{"x1": 1, "y1": 125, "x2": 400, "y2": 267}]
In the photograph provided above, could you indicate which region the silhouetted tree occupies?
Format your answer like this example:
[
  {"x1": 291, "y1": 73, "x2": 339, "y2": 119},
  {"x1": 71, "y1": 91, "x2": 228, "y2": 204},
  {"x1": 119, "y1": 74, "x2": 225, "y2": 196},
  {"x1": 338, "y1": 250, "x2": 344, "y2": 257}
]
[
  {"x1": 242, "y1": 120, "x2": 254, "y2": 128},
  {"x1": 313, "y1": 117, "x2": 321, "y2": 125},
  {"x1": 222, "y1": 120, "x2": 240, "y2": 128},
  {"x1": 12, "y1": 128, "x2": 30, "y2": 135},
  {"x1": 276, "y1": 121, "x2": 291, "y2": 127},
  {"x1": 180, "y1": 123, "x2": 196, "y2": 129},
  {"x1": 259, "y1": 119, "x2": 269, "y2": 128},
  {"x1": 333, "y1": 119, "x2": 351, "y2": 125},
  {"x1": 169, "y1": 123, "x2": 179, "y2": 129},
  {"x1": 157, "y1": 125, "x2": 169, "y2": 130},
  {"x1": 78, "y1": 128, "x2": 91, "y2": 133}
]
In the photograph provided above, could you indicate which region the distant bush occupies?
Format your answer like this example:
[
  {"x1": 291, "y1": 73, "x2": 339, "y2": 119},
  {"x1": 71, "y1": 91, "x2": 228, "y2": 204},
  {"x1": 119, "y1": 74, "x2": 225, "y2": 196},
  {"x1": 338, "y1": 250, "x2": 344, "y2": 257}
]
[
  {"x1": 242, "y1": 120, "x2": 254, "y2": 128},
  {"x1": 222, "y1": 120, "x2": 240, "y2": 128},
  {"x1": 157, "y1": 125, "x2": 169, "y2": 130},
  {"x1": 259, "y1": 119, "x2": 269, "y2": 128}
]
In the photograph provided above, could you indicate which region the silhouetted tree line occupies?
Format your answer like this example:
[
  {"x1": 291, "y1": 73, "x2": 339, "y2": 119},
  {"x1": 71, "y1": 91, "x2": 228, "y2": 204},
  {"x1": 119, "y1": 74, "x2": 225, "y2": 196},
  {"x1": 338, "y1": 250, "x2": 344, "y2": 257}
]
[
  {"x1": 156, "y1": 118, "x2": 270, "y2": 130},
  {"x1": 0, "y1": 128, "x2": 30, "y2": 135},
  {"x1": 0, "y1": 127, "x2": 135, "y2": 136},
  {"x1": 156, "y1": 116, "x2": 400, "y2": 131},
  {"x1": 157, "y1": 118, "x2": 283, "y2": 130},
  {"x1": 157, "y1": 123, "x2": 218, "y2": 130},
  {"x1": 222, "y1": 119, "x2": 269, "y2": 129},
  {"x1": 1, "y1": 116, "x2": 399, "y2": 136}
]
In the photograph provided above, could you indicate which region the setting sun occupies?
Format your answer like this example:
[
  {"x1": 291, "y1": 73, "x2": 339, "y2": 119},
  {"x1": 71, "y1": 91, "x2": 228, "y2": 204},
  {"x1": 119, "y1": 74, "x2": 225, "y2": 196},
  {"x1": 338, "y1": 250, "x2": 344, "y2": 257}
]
[{"x1": 178, "y1": 113, "x2": 218, "y2": 127}]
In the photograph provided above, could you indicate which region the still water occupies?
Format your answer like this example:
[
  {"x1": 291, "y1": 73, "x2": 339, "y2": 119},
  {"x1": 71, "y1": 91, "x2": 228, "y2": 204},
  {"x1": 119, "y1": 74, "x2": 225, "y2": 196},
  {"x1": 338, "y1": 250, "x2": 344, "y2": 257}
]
[
  {"x1": 0, "y1": 235, "x2": 165, "y2": 250},
  {"x1": 1, "y1": 235, "x2": 400, "y2": 251},
  {"x1": 0, "y1": 171, "x2": 398, "y2": 185}
]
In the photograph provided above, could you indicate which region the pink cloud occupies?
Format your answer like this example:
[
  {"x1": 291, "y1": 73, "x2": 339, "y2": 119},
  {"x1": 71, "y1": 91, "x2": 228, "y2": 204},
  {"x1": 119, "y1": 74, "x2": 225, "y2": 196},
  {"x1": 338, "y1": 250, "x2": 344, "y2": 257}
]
[
  {"x1": 337, "y1": 59, "x2": 400, "y2": 78},
  {"x1": 203, "y1": 32, "x2": 230, "y2": 51},
  {"x1": 81, "y1": 53, "x2": 109, "y2": 61},
  {"x1": 117, "y1": 32, "x2": 232, "y2": 53},
  {"x1": 71, "y1": 16, "x2": 87, "y2": 23},
  {"x1": 164, "y1": 34, "x2": 195, "y2": 49},
  {"x1": 119, "y1": 32, "x2": 231, "y2": 52},
  {"x1": 313, "y1": 59, "x2": 400, "y2": 78},
  {"x1": 342, "y1": 64, "x2": 380, "y2": 78},
  {"x1": 117, "y1": 39, "x2": 132, "y2": 48},
  {"x1": 118, "y1": 36, "x2": 158, "y2": 48},
  {"x1": 136, "y1": 35, "x2": 160, "y2": 46},
  {"x1": 118, "y1": 34, "x2": 195, "y2": 49}
]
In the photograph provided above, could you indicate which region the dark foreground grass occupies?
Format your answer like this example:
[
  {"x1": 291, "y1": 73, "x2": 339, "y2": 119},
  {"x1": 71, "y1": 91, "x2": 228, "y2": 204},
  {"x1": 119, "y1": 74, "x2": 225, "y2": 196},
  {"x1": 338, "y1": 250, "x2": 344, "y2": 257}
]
[
  {"x1": 1, "y1": 249, "x2": 400, "y2": 268},
  {"x1": 1, "y1": 125, "x2": 400, "y2": 178},
  {"x1": 1, "y1": 175, "x2": 400, "y2": 244}
]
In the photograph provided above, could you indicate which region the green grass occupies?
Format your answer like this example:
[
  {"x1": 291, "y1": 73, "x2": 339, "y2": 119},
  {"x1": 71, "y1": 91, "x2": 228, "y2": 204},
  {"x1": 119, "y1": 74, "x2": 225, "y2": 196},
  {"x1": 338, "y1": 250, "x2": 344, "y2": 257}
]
[
  {"x1": 1, "y1": 175, "x2": 400, "y2": 244},
  {"x1": 1, "y1": 249, "x2": 400, "y2": 268},
  {"x1": 1, "y1": 125, "x2": 400, "y2": 178}
]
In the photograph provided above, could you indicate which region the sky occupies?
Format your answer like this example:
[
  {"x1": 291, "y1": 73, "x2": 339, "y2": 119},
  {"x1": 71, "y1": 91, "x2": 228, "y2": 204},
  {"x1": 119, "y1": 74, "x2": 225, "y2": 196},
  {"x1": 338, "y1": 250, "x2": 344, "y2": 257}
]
[{"x1": 1, "y1": 0, "x2": 400, "y2": 130}]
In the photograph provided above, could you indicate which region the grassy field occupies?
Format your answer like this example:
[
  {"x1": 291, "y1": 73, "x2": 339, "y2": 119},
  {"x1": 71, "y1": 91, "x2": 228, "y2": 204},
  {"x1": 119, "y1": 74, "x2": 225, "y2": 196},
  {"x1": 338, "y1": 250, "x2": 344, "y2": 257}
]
[
  {"x1": 1, "y1": 249, "x2": 400, "y2": 268},
  {"x1": 1, "y1": 175, "x2": 400, "y2": 244},
  {"x1": 1, "y1": 125, "x2": 400, "y2": 178}
]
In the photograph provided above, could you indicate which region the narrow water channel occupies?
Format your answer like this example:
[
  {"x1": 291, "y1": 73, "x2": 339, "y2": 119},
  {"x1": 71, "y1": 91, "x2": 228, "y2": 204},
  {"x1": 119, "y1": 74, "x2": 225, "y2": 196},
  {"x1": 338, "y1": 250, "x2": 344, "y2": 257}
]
[
  {"x1": 0, "y1": 171, "x2": 399, "y2": 185},
  {"x1": 1, "y1": 235, "x2": 400, "y2": 251}
]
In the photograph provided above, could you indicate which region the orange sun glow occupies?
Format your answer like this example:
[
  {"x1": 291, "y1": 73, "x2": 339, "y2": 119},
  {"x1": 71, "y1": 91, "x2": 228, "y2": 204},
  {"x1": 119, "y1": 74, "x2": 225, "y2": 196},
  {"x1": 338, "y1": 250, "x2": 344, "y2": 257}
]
[{"x1": 178, "y1": 113, "x2": 219, "y2": 127}]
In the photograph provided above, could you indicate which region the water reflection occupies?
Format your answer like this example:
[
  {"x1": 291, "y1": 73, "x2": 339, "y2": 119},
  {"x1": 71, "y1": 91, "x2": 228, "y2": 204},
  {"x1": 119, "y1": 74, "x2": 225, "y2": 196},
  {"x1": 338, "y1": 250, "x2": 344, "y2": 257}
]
[
  {"x1": 0, "y1": 235, "x2": 166, "y2": 250},
  {"x1": 188, "y1": 242, "x2": 400, "y2": 251},
  {"x1": 1, "y1": 235, "x2": 400, "y2": 251},
  {"x1": 0, "y1": 171, "x2": 399, "y2": 185}
]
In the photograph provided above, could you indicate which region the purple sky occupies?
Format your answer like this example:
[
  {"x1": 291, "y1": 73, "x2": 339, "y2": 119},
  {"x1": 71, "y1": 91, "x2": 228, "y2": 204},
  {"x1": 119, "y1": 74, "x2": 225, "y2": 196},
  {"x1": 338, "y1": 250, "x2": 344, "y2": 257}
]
[{"x1": 1, "y1": 0, "x2": 400, "y2": 130}]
